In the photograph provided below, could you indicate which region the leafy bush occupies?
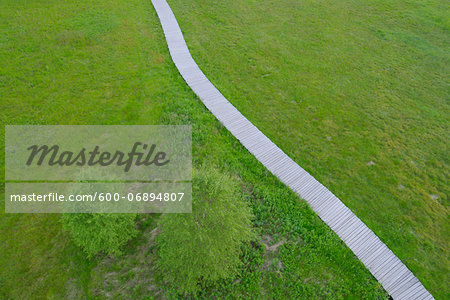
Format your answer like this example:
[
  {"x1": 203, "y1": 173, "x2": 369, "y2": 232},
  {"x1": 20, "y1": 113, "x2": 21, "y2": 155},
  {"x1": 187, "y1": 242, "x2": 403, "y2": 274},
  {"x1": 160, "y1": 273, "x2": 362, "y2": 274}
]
[
  {"x1": 61, "y1": 169, "x2": 138, "y2": 258},
  {"x1": 62, "y1": 213, "x2": 138, "y2": 258},
  {"x1": 155, "y1": 167, "x2": 255, "y2": 295}
]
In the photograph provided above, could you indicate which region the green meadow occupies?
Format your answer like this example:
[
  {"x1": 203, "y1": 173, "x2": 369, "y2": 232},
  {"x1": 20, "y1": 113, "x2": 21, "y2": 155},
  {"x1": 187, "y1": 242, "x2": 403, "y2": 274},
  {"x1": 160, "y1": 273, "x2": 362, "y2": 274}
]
[
  {"x1": 0, "y1": 0, "x2": 448, "y2": 298},
  {"x1": 169, "y1": 0, "x2": 449, "y2": 297}
]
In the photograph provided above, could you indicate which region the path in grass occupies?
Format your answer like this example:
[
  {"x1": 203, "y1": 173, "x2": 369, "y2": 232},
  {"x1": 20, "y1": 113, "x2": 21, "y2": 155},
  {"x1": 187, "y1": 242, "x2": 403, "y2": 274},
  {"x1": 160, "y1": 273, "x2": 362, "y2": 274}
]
[
  {"x1": 151, "y1": 0, "x2": 434, "y2": 299},
  {"x1": 167, "y1": 1, "x2": 449, "y2": 297},
  {"x1": 0, "y1": 0, "x2": 388, "y2": 298}
]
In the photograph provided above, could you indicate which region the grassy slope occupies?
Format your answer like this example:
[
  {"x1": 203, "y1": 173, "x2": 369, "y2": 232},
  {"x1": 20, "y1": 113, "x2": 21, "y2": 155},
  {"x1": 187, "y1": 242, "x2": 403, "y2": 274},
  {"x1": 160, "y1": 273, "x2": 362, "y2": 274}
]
[
  {"x1": 168, "y1": 0, "x2": 449, "y2": 298},
  {"x1": 0, "y1": 0, "x2": 388, "y2": 299},
  {"x1": 0, "y1": 0, "x2": 166, "y2": 297}
]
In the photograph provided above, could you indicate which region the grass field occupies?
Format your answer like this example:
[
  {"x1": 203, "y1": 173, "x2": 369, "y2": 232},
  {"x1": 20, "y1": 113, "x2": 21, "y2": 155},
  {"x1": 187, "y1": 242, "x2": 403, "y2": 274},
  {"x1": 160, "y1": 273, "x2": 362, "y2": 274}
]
[
  {"x1": 0, "y1": 0, "x2": 447, "y2": 298},
  {"x1": 168, "y1": 0, "x2": 449, "y2": 297}
]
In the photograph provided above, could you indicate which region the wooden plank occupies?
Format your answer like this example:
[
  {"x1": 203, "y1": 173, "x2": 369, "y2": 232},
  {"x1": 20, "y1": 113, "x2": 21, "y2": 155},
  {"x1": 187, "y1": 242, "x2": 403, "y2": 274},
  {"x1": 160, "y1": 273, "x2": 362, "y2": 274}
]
[{"x1": 151, "y1": 1, "x2": 434, "y2": 299}]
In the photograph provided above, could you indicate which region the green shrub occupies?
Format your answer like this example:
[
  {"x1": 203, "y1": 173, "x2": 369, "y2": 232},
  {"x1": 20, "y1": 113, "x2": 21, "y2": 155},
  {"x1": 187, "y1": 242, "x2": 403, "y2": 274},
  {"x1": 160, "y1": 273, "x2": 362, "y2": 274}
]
[
  {"x1": 155, "y1": 167, "x2": 255, "y2": 295},
  {"x1": 61, "y1": 169, "x2": 138, "y2": 258},
  {"x1": 62, "y1": 213, "x2": 138, "y2": 258}
]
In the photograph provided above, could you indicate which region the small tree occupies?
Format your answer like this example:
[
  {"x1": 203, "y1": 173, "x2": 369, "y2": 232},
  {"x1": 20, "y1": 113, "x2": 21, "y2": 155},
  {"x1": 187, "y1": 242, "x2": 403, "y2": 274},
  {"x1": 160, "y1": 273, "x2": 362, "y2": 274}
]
[
  {"x1": 62, "y1": 169, "x2": 138, "y2": 258},
  {"x1": 63, "y1": 213, "x2": 137, "y2": 258},
  {"x1": 155, "y1": 167, "x2": 255, "y2": 295}
]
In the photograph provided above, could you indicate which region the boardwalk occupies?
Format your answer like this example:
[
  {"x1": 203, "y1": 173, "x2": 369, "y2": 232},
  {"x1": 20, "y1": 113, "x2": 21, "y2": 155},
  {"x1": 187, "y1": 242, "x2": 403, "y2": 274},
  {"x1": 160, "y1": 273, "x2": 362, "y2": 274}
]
[{"x1": 151, "y1": 0, "x2": 434, "y2": 299}]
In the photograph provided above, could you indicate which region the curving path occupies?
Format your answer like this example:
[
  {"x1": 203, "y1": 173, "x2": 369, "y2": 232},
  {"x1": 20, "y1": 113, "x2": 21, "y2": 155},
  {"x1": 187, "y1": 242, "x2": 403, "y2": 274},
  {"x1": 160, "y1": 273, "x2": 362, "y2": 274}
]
[{"x1": 151, "y1": 0, "x2": 433, "y2": 299}]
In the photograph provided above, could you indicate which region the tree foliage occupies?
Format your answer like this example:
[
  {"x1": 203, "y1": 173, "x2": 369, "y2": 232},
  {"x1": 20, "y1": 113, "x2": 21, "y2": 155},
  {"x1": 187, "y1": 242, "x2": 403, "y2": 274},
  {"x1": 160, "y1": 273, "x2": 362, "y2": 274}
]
[
  {"x1": 155, "y1": 167, "x2": 255, "y2": 294},
  {"x1": 62, "y1": 213, "x2": 137, "y2": 258}
]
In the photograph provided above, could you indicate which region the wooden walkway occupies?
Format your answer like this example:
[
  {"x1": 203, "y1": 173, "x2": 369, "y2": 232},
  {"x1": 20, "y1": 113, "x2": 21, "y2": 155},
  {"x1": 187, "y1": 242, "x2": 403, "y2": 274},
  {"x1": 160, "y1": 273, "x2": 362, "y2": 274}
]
[{"x1": 151, "y1": 0, "x2": 433, "y2": 299}]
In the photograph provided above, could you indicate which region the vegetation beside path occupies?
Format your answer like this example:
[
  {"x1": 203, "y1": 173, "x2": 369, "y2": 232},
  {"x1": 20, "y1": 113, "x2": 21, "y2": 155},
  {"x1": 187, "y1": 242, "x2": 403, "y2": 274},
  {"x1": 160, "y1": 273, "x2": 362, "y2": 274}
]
[
  {"x1": 0, "y1": 0, "x2": 447, "y2": 298},
  {"x1": 168, "y1": 0, "x2": 449, "y2": 297}
]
